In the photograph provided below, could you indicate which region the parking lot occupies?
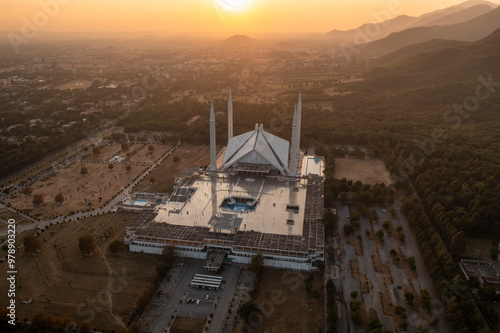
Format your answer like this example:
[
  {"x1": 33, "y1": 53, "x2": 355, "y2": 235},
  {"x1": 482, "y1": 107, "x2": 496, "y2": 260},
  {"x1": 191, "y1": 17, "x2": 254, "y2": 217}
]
[{"x1": 149, "y1": 259, "x2": 240, "y2": 333}]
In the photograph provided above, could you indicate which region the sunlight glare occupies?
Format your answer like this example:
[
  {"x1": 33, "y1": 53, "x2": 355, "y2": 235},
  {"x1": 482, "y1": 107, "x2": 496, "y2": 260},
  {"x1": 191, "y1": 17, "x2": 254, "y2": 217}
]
[{"x1": 215, "y1": 0, "x2": 253, "y2": 12}]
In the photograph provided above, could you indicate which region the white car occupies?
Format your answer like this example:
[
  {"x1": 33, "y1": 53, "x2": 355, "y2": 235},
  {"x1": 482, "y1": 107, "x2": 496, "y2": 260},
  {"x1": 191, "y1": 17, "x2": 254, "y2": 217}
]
[
  {"x1": 382, "y1": 209, "x2": 387, "y2": 213},
  {"x1": 196, "y1": 300, "x2": 200, "y2": 306},
  {"x1": 205, "y1": 295, "x2": 209, "y2": 300}
]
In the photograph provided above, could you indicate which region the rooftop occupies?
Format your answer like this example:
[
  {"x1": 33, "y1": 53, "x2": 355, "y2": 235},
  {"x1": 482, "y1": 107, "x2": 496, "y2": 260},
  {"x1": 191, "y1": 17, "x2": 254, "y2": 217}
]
[{"x1": 155, "y1": 173, "x2": 307, "y2": 236}]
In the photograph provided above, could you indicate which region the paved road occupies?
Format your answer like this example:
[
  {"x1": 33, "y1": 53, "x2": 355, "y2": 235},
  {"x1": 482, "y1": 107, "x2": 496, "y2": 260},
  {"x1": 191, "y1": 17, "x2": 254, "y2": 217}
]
[
  {"x1": 0, "y1": 142, "x2": 181, "y2": 241},
  {"x1": 328, "y1": 203, "x2": 451, "y2": 333}
]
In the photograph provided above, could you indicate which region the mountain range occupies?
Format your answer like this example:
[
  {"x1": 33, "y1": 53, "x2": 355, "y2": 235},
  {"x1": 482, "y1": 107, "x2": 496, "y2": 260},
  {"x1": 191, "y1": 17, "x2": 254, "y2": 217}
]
[
  {"x1": 327, "y1": 0, "x2": 500, "y2": 57},
  {"x1": 327, "y1": 0, "x2": 498, "y2": 42}
]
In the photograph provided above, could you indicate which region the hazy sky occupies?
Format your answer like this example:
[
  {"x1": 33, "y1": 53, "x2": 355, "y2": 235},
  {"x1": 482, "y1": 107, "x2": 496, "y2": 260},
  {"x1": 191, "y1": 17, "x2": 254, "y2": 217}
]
[{"x1": 1, "y1": 0, "x2": 499, "y2": 35}]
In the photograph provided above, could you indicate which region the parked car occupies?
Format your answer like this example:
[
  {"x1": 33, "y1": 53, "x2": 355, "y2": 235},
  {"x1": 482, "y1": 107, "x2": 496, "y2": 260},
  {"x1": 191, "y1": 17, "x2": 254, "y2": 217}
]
[
  {"x1": 196, "y1": 300, "x2": 200, "y2": 306},
  {"x1": 205, "y1": 295, "x2": 209, "y2": 300}
]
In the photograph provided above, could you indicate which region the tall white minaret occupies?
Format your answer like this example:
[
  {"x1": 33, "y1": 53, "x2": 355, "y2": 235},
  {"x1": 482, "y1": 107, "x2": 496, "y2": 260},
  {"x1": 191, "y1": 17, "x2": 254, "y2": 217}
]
[
  {"x1": 228, "y1": 88, "x2": 233, "y2": 140},
  {"x1": 210, "y1": 100, "x2": 217, "y2": 171},
  {"x1": 290, "y1": 103, "x2": 298, "y2": 177},
  {"x1": 296, "y1": 90, "x2": 302, "y2": 155}
]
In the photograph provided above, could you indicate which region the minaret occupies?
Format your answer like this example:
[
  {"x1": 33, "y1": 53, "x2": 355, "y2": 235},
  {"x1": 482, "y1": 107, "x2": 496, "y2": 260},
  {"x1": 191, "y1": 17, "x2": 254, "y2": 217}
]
[
  {"x1": 290, "y1": 104, "x2": 298, "y2": 177},
  {"x1": 296, "y1": 90, "x2": 302, "y2": 155},
  {"x1": 228, "y1": 88, "x2": 233, "y2": 140},
  {"x1": 210, "y1": 100, "x2": 217, "y2": 171}
]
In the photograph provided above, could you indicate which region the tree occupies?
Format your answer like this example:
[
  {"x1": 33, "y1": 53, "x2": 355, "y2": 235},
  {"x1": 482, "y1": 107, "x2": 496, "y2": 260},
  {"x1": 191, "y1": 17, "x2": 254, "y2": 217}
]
[
  {"x1": 23, "y1": 235, "x2": 41, "y2": 254},
  {"x1": 148, "y1": 144, "x2": 155, "y2": 153},
  {"x1": 173, "y1": 156, "x2": 180, "y2": 163},
  {"x1": 250, "y1": 253, "x2": 264, "y2": 276},
  {"x1": 350, "y1": 290, "x2": 358, "y2": 299},
  {"x1": 92, "y1": 147, "x2": 101, "y2": 156},
  {"x1": 156, "y1": 263, "x2": 170, "y2": 278},
  {"x1": 54, "y1": 192, "x2": 65, "y2": 205},
  {"x1": 367, "y1": 315, "x2": 382, "y2": 331},
  {"x1": 451, "y1": 231, "x2": 466, "y2": 256},
  {"x1": 121, "y1": 142, "x2": 129, "y2": 151},
  {"x1": 358, "y1": 203, "x2": 368, "y2": 217},
  {"x1": 78, "y1": 235, "x2": 96, "y2": 256},
  {"x1": 32, "y1": 193, "x2": 44, "y2": 206},
  {"x1": 162, "y1": 245, "x2": 176, "y2": 268},
  {"x1": 382, "y1": 220, "x2": 390, "y2": 230},
  {"x1": 108, "y1": 240, "x2": 123, "y2": 254},
  {"x1": 408, "y1": 256, "x2": 416, "y2": 271},
  {"x1": 323, "y1": 209, "x2": 337, "y2": 238},
  {"x1": 398, "y1": 232, "x2": 406, "y2": 243},
  {"x1": 150, "y1": 177, "x2": 156, "y2": 184},
  {"x1": 80, "y1": 166, "x2": 88, "y2": 176},
  {"x1": 108, "y1": 163, "x2": 114, "y2": 170},
  {"x1": 343, "y1": 223, "x2": 354, "y2": 235},
  {"x1": 420, "y1": 289, "x2": 431, "y2": 311},
  {"x1": 404, "y1": 290, "x2": 415, "y2": 306},
  {"x1": 395, "y1": 305, "x2": 406, "y2": 317},
  {"x1": 136, "y1": 287, "x2": 153, "y2": 312},
  {"x1": 79, "y1": 321, "x2": 92, "y2": 333},
  {"x1": 371, "y1": 210, "x2": 379, "y2": 222},
  {"x1": 126, "y1": 165, "x2": 132, "y2": 172},
  {"x1": 23, "y1": 186, "x2": 33, "y2": 196}
]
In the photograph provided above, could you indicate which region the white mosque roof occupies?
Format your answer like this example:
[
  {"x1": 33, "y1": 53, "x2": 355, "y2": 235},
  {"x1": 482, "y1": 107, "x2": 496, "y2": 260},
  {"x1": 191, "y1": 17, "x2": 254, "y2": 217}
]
[{"x1": 222, "y1": 124, "x2": 290, "y2": 175}]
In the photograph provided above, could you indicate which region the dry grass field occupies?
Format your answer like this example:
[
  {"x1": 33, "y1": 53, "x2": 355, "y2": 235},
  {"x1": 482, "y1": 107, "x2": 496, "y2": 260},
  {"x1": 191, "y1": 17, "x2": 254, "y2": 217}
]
[
  {"x1": 170, "y1": 317, "x2": 205, "y2": 333},
  {"x1": 128, "y1": 144, "x2": 172, "y2": 164},
  {"x1": 334, "y1": 158, "x2": 393, "y2": 185},
  {"x1": 253, "y1": 269, "x2": 324, "y2": 333},
  {"x1": 0, "y1": 212, "x2": 164, "y2": 332},
  {"x1": 5, "y1": 161, "x2": 147, "y2": 220},
  {"x1": 133, "y1": 145, "x2": 220, "y2": 193},
  {"x1": 464, "y1": 237, "x2": 494, "y2": 260},
  {"x1": 0, "y1": 209, "x2": 32, "y2": 231},
  {"x1": 87, "y1": 143, "x2": 142, "y2": 162}
]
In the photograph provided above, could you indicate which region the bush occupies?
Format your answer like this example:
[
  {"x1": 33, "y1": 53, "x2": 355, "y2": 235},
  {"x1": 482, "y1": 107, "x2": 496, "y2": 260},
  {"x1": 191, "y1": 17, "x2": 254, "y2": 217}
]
[
  {"x1": 343, "y1": 223, "x2": 354, "y2": 235},
  {"x1": 108, "y1": 240, "x2": 124, "y2": 253}
]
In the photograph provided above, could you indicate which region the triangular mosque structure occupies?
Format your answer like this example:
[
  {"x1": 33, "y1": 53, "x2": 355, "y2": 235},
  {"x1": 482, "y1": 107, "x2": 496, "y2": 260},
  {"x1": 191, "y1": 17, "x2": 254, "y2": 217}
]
[{"x1": 125, "y1": 90, "x2": 325, "y2": 271}]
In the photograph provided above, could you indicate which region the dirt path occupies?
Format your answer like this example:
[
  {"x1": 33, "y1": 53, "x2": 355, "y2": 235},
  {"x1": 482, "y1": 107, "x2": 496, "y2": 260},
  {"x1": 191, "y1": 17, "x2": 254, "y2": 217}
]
[{"x1": 95, "y1": 234, "x2": 126, "y2": 329}]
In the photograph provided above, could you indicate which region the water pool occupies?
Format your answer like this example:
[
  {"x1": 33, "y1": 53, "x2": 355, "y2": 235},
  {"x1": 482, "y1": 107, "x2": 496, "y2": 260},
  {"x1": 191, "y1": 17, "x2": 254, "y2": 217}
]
[{"x1": 130, "y1": 199, "x2": 148, "y2": 206}]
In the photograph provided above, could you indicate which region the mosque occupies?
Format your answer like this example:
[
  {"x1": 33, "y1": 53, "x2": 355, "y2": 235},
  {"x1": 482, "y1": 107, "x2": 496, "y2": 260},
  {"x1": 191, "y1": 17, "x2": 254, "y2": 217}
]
[{"x1": 125, "y1": 90, "x2": 324, "y2": 270}]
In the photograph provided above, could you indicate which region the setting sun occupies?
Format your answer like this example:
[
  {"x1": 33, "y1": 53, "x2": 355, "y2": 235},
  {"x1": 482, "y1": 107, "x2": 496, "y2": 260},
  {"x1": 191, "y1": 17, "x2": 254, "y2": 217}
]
[{"x1": 215, "y1": 0, "x2": 253, "y2": 13}]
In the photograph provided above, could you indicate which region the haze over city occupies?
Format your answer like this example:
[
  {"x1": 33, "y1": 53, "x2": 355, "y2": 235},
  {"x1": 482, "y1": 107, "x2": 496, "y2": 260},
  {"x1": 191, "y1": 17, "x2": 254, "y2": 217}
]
[{"x1": 2, "y1": 0, "x2": 500, "y2": 35}]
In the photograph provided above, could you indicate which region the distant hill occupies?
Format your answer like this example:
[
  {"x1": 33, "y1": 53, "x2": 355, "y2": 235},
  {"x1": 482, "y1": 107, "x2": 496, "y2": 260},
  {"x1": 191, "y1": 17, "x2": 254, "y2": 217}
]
[
  {"x1": 408, "y1": 0, "x2": 497, "y2": 27},
  {"x1": 360, "y1": 6, "x2": 500, "y2": 56},
  {"x1": 359, "y1": 28, "x2": 500, "y2": 90},
  {"x1": 421, "y1": 4, "x2": 494, "y2": 27},
  {"x1": 371, "y1": 39, "x2": 470, "y2": 67},
  {"x1": 326, "y1": 15, "x2": 417, "y2": 42},
  {"x1": 221, "y1": 35, "x2": 259, "y2": 47},
  {"x1": 326, "y1": 0, "x2": 498, "y2": 43}
]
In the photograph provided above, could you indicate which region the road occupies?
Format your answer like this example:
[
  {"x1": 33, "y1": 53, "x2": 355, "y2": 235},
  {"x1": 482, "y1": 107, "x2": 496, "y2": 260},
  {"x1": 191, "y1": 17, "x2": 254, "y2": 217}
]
[
  {"x1": 327, "y1": 203, "x2": 451, "y2": 333},
  {"x1": 0, "y1": 126, "x2": 120, "y2": 186}
]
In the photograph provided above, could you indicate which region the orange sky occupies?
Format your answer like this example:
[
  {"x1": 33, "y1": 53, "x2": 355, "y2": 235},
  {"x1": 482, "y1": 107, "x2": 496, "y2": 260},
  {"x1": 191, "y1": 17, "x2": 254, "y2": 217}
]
[{"x1": 1, "y1": 0, "x2": 498, "y2": 35}]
